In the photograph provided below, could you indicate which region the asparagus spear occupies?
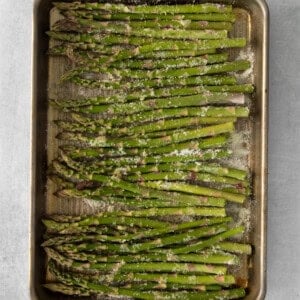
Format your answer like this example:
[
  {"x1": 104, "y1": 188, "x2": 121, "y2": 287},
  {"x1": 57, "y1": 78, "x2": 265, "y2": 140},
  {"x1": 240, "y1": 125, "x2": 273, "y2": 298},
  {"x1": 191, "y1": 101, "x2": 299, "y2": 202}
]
[
  {"x1": 61, "y1": 249, "x2": 239, "y2": 265},
  {"x1": 81, "y1": 53, "x2": 230, "y2": 69},
  {"x1": 171, "y1": 227, "x2": 245, "y2": 254},
  {"x1": 58, "y1": 148, "x2": 232, "y2": 166},
  {"x1": 65, "y1": 10, "x2": 237, "y2": 22},
  {"x1": 62, "y1": 135, "x2": 229, "y2": 158},
  {"x1": 43, "y1": 217, "x2": 231, "y2": 246},
  {"x1": 124, "y1": 282, "x2": 223, "y2": 291},
  {"x1": 144, "y1": 181, "x2": 246, "y2": 204},
  {"x1": 215, "y1": 242, "x2": 252, "y2": 255},
  {"x1": 52, "y1": 161, "x2": 234, "y2": 207},
  {"x1": 43, "y1": 215, "x2": 168, "y2": 234},
  {"x1": 56, "y1": 224, "x2": 228, "y2": 254},
  {"x1": 71, "y1": 107, "x2": 235, "y2": 128},
  {"x1": 60, "y1": 249, "x2": 239, "y2": 265},
  {"x1": 128, "y1": 162, "x2": 248, "y2": 181},
  {"x1": 128, "y1": 171, "x2": 248, "y2": 189},
  {"x1": 54, "y1": 3, "x2": 233, "y2": 14},
  {"x1": 54, "y1": 18, "x2": 229, "y2": 40},
  {"x1": 68, "y1": 71, "x2": 252, "y2": 90},
  {"x1": 55, "y1": 117, "x2": 236, "y2": 135},
  {"x1": 58, "y1": 188, "x2": 226, "y2": 208},
  {"x1": 53, "y1": 87, "x2": 245, "y2": 109},
  {"x1": 49, "y1": 261, "x2": 245, "y2": 299},
  {"x1": 55, "y1": 18, "x2": 233, "y2": 31},
  {"x1": 50, "y1": 43, "x2": 219, "y2": 60},
  {"x1": 46, "y1": 248, "x2": 227, "y2": 275},
  {"x1": 48, "y1": 31, "x2": 246, "y2": 55},
  {"x1": 64, "y1": 60, "x2": 250, "y2": 82},
  {"x1": 51, "y1": 261, "x2": 236, "y2": 287}
]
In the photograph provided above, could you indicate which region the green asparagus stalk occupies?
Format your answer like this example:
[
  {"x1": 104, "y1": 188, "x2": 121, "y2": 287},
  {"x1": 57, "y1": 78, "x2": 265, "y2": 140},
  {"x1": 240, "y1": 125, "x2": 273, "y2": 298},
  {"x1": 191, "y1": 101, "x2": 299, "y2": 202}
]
[
  {"x1": 64, "y1": 60, "x2": 250, "y2": 82},
  {"x1": 87, "y1": 53, "x2": 230, "y2": 69},
  {"x1": 54, "y1": 3, "x2": 233, "y2": 14},
  {"x1": 214, "y1": 242, "x2": 252, "y2": 255},
  {"x1": 144, "y1": 181, "x2": 246, "y2": 204},
  {"x1": 128, "y1": 162, "x2": 247, "y2": 181},
  {"x1": 43, "y1": 215, "x2": 168, "y2": 234},
  {"x1": 70, "y1": 101, "x2": 248, "y2": 117},
  {"x1": 53, "y1": 87, "x2": 245, "y2": 109},
  {"x1": 56, "y1": 117, "x2": 237, "y2": 135},
  {"x1": 61, "y1": 249, "x2": 239, "y2": 265},
  {"x1": 58, "y1": 188, "x2": 226, "y2": 208},
  {"x1": 57, "y1": 223, "x2": 228, "y2": 254},
  {"x1": 62, "y1": 135, "x2": 229, "y2": 158},
  {"x1": 44, "y1": 217, "x2": 231, "y2": 246},
  {"x1": 57, "y1": 122, "x2": 235, "y2": 148},
  {"x1": 49, "y1": 261, "x2": 244, "y2": 299},
  {"x1": 128, "y1": 171, "x2": 248, "y2": 189},
  {"x1": 171, "y1": 227, "x2": 245, "y2": 254},
  {"x1": 55, "y1": 17, "x2": 233, "y2": 31},
  {"x1": 58, "y1": 148, "x2": 232, "y2": 165},
  {"x1": 52, "y1": 160, "x2": 233, "y2": 207},
  {"x1": 55, "y1": 18, "x2": 229, "y2": 40},
  {"x1": 46, "y1": 248, "x2": 227, "y2": 275},
  {"x1": 50, "y1": 43, "x2": 219, "y2": 60},
  {"x1": 124, "y1": 282, "x2": 223, "y2": 291},
  {"x1": 48, "y1": 31, "x2": 246, "y2": 59},
  {"x1": 65, "y1": 10, "x2": 237, "y2": 22}
]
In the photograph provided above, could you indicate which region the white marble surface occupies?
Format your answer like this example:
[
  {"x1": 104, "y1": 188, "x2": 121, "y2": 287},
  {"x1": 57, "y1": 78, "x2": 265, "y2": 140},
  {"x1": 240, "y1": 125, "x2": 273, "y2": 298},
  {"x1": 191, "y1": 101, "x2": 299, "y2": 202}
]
[{"x1": 0, "y1": 0, "x2": 299, "y2": 299}]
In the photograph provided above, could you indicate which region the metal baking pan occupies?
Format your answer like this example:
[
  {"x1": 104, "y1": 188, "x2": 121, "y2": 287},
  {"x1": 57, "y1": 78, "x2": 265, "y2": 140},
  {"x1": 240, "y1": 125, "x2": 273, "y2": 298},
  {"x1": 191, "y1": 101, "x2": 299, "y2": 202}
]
[{"x1": 30, "y1": 0, "x2": 269, "y2": 299}]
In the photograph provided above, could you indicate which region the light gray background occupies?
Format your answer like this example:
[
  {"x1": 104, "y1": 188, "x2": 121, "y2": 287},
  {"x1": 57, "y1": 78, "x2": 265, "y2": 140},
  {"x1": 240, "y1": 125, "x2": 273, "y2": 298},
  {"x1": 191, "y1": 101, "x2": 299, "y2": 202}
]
[{"x1": 0, "y1": 0, "x2": 299, "y2": 299}]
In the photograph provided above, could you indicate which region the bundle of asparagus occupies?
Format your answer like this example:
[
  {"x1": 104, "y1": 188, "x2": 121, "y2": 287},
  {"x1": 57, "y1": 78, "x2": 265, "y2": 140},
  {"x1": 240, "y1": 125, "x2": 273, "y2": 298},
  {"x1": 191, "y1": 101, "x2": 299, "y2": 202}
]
[{"x1": 44, "y1": 1, "x2": 253, "y2": 299}]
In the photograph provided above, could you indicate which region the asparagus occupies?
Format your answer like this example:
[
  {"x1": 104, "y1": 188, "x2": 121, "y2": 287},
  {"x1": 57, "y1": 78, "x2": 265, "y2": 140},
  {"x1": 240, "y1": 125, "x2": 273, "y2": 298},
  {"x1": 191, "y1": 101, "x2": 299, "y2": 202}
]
[
  {"x1": 128, "y1": 162, "x2": 247, "y2": 181},
  {"x1": 58, "y1": 189, "x2": 226, "y2": 209},
  {"x1": 69, "y1": 102, "x2": 248, "y2": 117},
  {"x1": 61, "y1": 250, "x2": 239, "y2": 265},
  {"x1": 52, "y1": 161, "x2": 233, "y2": 209},
  {"x1": 54, "y1": 88, "x2": 245, "y2": 109},
  {"x1": 43, "y1": 215, "x2": 168, "y2": 234},
  {"x1": 65, "y1": 10, "x2": 237, "y2": 22},
  {"x1": 57, "y1": 224, "x2": 228, "y2": 254},
  {"x1": 125, "y1": 282, "x2": 223, "y2": 291},
  {"x1": 215, "y1": 242, "x2": 252, "y2": 255},
  {"x1": 58, "y1": 148, "x2": 232, "y2": 165},
  {"x1": 48, "y1": 31, "x2": 246, "y2": 58},
  {"x1": 69, "y1": 72, "x2": 252, "y2": 90},
  {"x1": 43, "y1": 281, "x2": 229, "y2": 297},
  {"x1": 55, "y1": 18, "x2": 229, "y2": 40},
  {"x1": 57, "y1": 18, "x2": 233, "y2": 31},
  {"x1": 57, "y1": 122, "x2": 235, "y2": 148},
  {"x1": 49, "y1": 262, "x2": 244, "y2": 299},
  {"x1": 45, "y1": 3, "x2": 253, "y2": 297},
  {"x1": 62, "y1": 135, "x2": 229, "y2": 159},
  {"x1": 144, "y1": 181, "x2": 246, "y2": 204},
  {"x1": 44, "y1": 217, "x2": 231, "y2": 246},
  {"x1": 46, "y1": 248, "x2": 227, "y2": 275},
  {"x1": 128, "y1": 172, "x2": 248, "y2": 189},
  {"x1": 85, "y1": 53, "x2": 230, "y2": 69},
  {"x1": 56, "y1": 117, "x2": 237, "y2": 135},
  {"x1": 72, "y1": 107, "x2": 235, "y2": 128},
  {"x1": 64, "y1": 60, "x2": 250, "y2": 82},
  {"x1": 171, "y1": 227, "x2": 245, "y2": 254},
  {"x1": 54, "y1": 3, "x2": 233, "y2": 14},
  {"x1": 50, "y1": 44, "x2": 219, "y2": 60},
  {"x1": 54, "y1": 90, "x2": 245, "y2": 109}
]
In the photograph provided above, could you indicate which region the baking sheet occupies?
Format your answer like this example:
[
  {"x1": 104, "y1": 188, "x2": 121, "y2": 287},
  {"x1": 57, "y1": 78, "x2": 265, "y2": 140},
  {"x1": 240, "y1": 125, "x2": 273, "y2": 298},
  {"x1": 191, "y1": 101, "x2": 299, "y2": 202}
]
[{"x1": 30, "y1": 1, "x2": 269, "y2": 299}]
